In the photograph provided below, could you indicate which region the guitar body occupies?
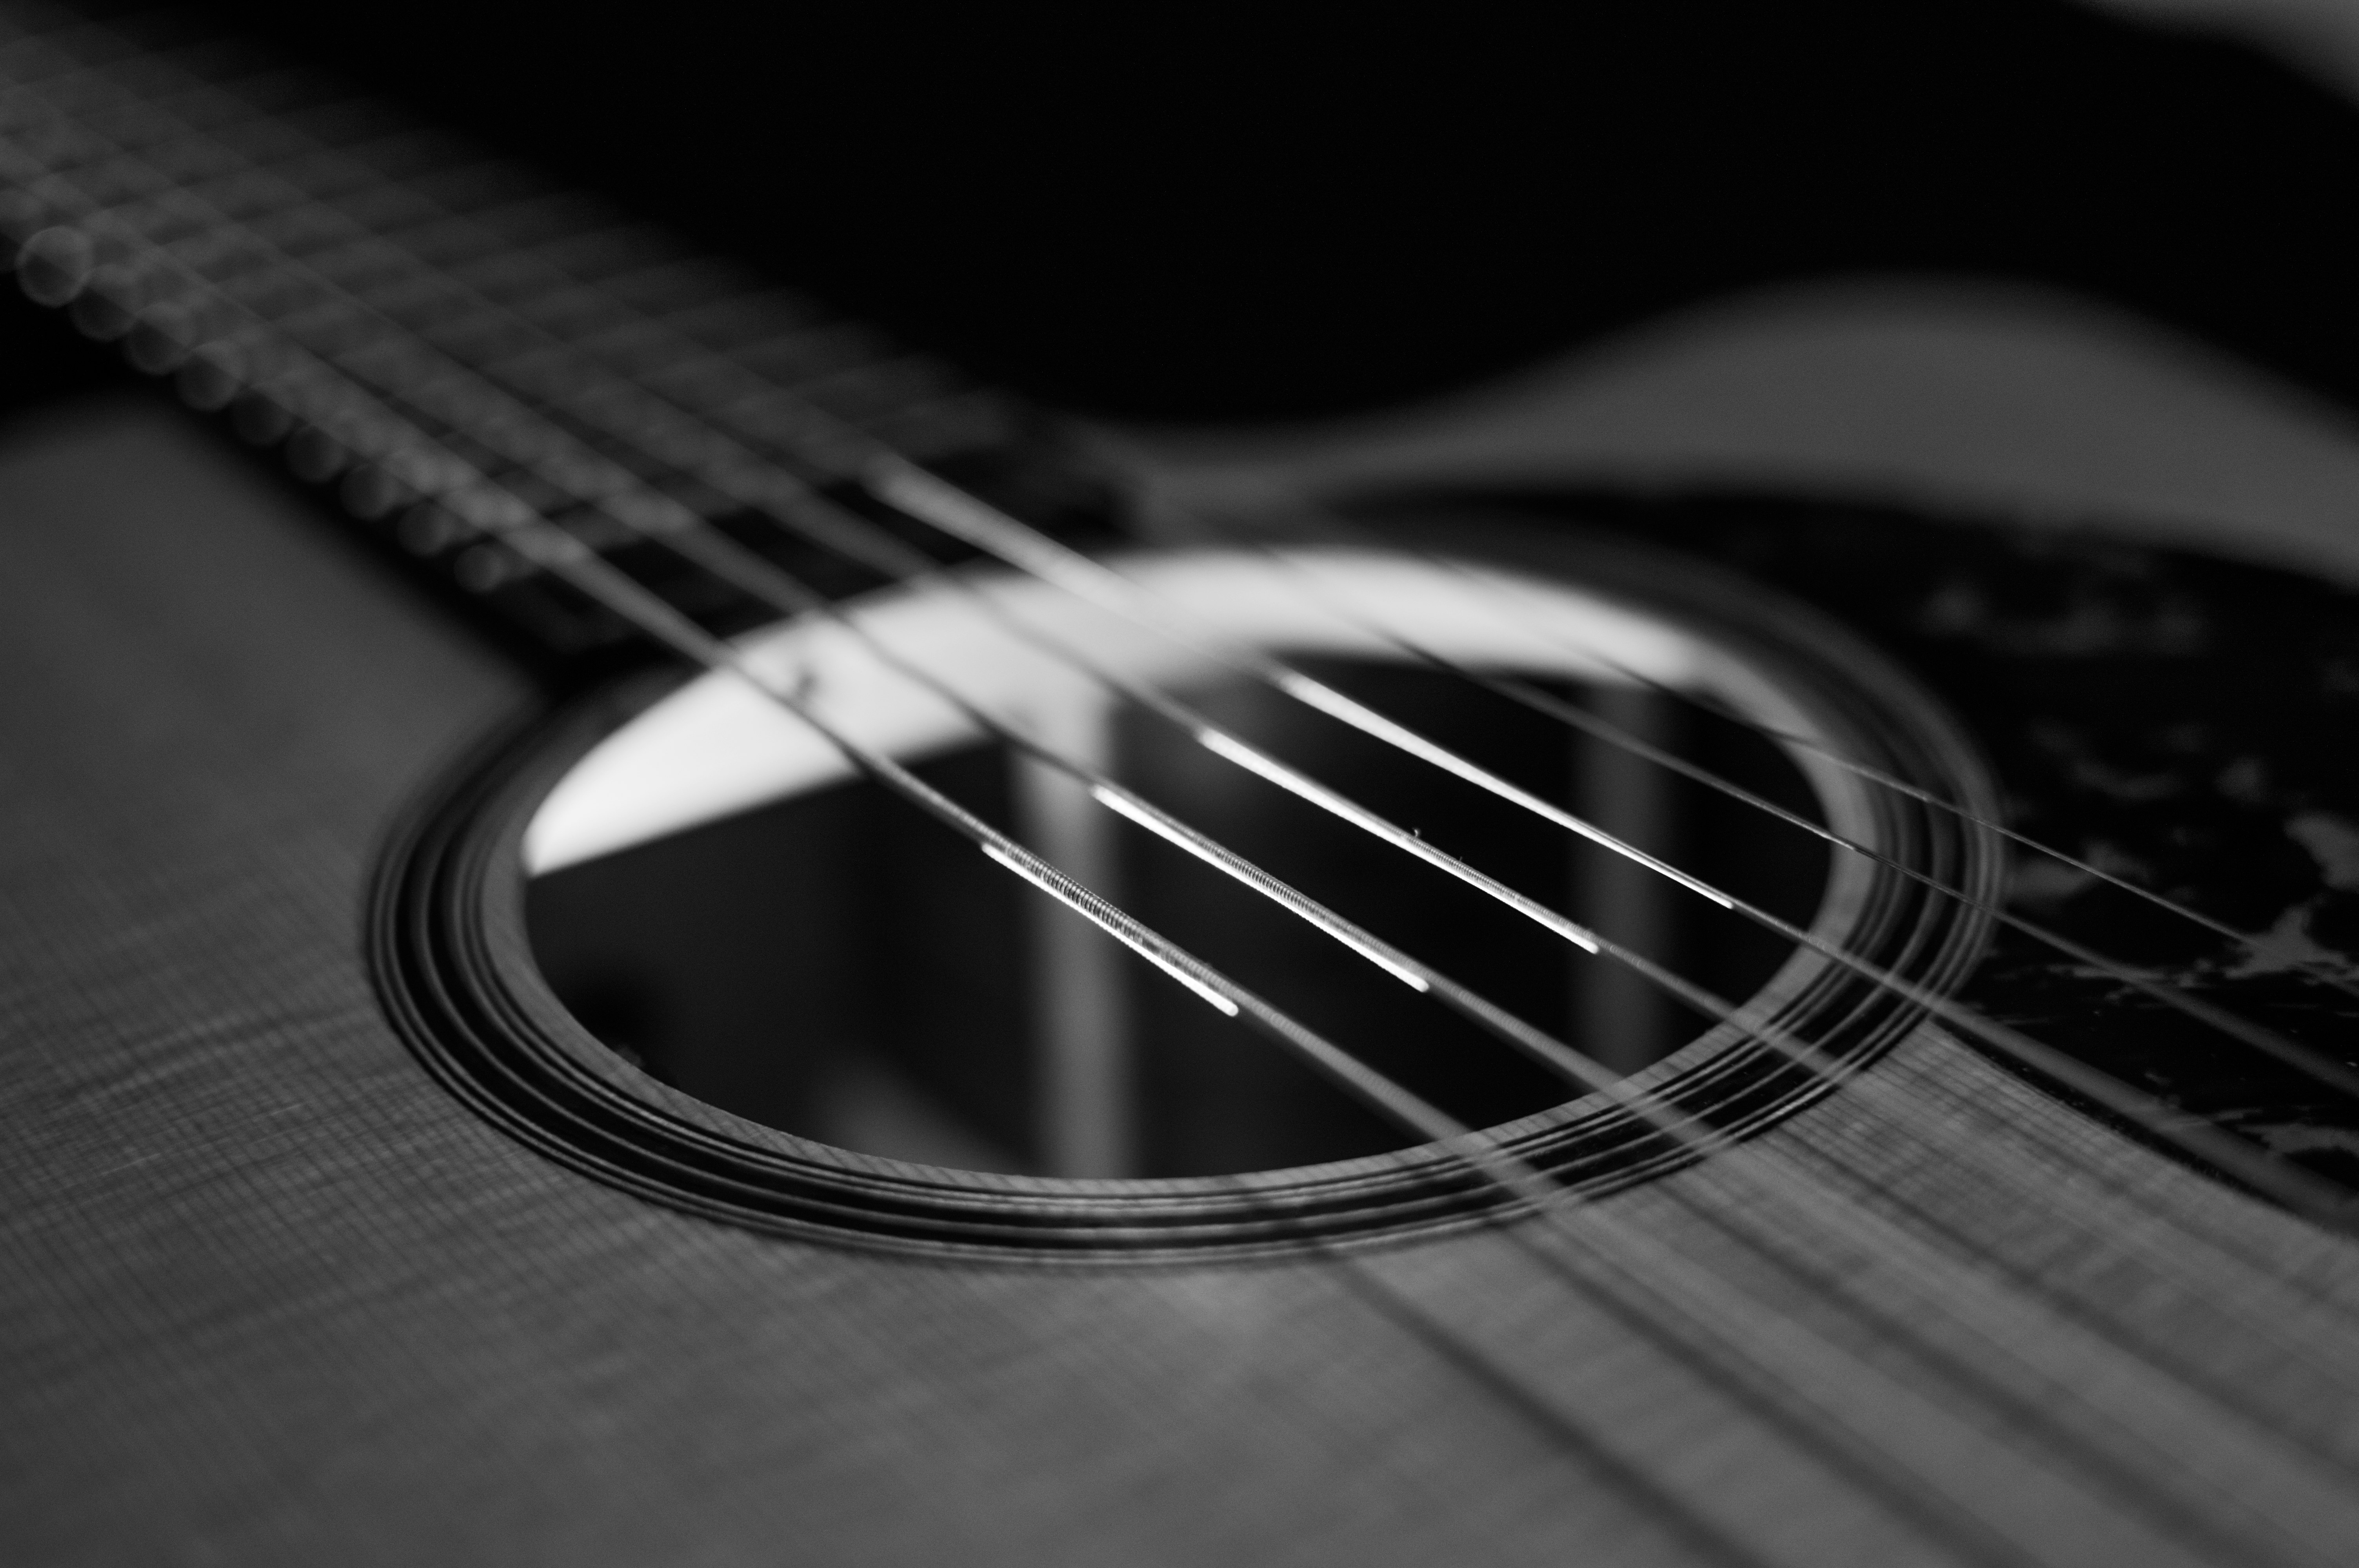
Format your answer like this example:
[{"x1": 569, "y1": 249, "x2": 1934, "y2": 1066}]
[{"x1": 9, "y1": 277, "x2": 2359, "y2": 1565}]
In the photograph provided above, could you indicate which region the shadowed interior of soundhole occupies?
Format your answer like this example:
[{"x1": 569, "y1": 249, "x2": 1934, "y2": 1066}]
[{"x1": 524, "y1": 655, "x2": 1832, "y2": 1180}]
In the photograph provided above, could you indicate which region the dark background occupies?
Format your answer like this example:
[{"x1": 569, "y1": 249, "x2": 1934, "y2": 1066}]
[{"x1": 11, "y1": 2, "x2": 2359, "y2": 424}]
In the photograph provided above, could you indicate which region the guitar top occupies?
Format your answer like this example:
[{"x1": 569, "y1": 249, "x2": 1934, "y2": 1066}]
[{"x1": 7, "y1": 5, "x2": 2359, "y2": 1565}]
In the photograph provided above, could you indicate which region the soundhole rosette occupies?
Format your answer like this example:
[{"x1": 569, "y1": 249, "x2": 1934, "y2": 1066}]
[{"x1": 374, "y1": 528, "x2": 2002, "y2": 1258}]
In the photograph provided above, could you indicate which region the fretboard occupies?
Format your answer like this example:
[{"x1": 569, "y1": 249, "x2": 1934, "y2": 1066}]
[{"x1": 0, "y1": 1, "x2": 1115, "y2": 655}]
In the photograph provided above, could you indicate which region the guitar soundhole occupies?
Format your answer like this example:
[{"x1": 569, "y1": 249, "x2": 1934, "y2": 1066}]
[
  {"x1": 379, "y1": 537, "x2": 1999, "y2": 1255},
  {"x1": 524, "y1": 661, "x2": 1827, "y2": 1178}
]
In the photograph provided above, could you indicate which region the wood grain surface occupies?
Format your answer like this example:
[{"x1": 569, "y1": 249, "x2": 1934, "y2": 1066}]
[{"x1": 5, "y1": 392, "x2": 2359, "y2": 1564}]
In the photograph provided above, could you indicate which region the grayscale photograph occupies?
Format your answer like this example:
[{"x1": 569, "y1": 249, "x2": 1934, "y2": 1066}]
[{"x1": 7, "y1": 2, "x2": 2359, "y2": 1563}]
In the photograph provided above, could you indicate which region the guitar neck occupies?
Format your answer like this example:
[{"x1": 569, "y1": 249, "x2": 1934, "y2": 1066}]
[{"x1": 0, "y1": 2, "x2": 1114, "y2": 659}]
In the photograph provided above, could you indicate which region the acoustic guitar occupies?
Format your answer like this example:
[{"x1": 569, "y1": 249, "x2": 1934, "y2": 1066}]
[{"x1": 7, "y1": 5, "x2": 2359, "y2": 1563}]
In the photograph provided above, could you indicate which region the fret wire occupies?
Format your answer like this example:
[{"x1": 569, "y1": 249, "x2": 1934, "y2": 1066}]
[
  {"x1": 16, "y1": 56, "x2": 883, "y2": 433},
  {"x1": 140, "y1": 102, "x2": 962, "y2": 448},
  {"x1": 33, "y1": 60, "x2": 955, "y2": 444},
  {"x1": 0, "y1": 121, "x2": 721, "y2": 541},
  {"x1": 92, "y1": 111, "x2": 596, "y2": 264},
  {"x1": 21, "y1": 53, "x2": 658, "y2": 290}
]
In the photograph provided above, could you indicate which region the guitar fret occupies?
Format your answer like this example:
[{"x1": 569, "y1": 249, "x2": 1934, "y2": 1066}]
[
  {"x1": 3, "y1": 14, "x2": 1053, "y2": 660},
  {"x1": 12, "y1": 51, "x2": 870, "y2": 402},
  {"x1": 20, "y1": 147, "x2": 900, "y2": 471}
]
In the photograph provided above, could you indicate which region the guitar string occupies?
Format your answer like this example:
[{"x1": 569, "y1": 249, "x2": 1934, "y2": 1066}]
[
  {"x1": 4, "y1": 12, "x2": 2359, "y2": 1348},
  {"x1": 1277, "y1": 1245, "x2": 1782, "y2": 1568},
  {"x1": 49, "y1": 14, "x2": 2341, "y2": 1062},
  {"x1": 55, "y1": 24, "x2": 2359, "y2": 1348},
  {"x1": 1340, "y1": 513, "x2": 2359, "y2": 1005},
  {"x1": 512, "y1": 337, "x2": 2359, "y2": 1198},
  {"x1": 11, "y1": 43, "x2": 1733, "y2": 960},
  {"x1": 708, "y1": 408, "x2": 2359, "y2": 1268},
  {"x1": 120, "y1": 92, "x2": 2359, "y2": 1386},
  {"x1": 78, "y1": 0, "x2": 2359, "y2": 1490},
  {"x1": 318, "y1": 174, "x2": 2359, "y2": 1405},
  {"x1": 724, "y1": 459, "x2": 2359, "y2": 1354},
  {"x1": 14, "y1": 21, "x2": 2359, "y2": 1330},
  {"x1": 539, "y1": 504, "x2": 2359, "y2": 1434},
  {"x1": 1447, "y1": 532, "x2": 2359, "y2": 1009},
  {"x1": 585, "y1": 214, "x2": 2359, "y2": 1015},
  {"x1": 14, "y1": 24, "x2": 2359, "y2": 1556},
  {"x1": 797, "y1": 481, "x2": 2359, "y2": 1358},
  {"x1": 66, "y1": 299, "x2": 2106, "y2": 1563},
  {"x1": 342, "y1": 16, "x2": 2332, "y2": 1023},
  {"x1": 4, "y1": 0, "x2": 2359, "y2": 1415},
  {"x1": 1104, "y1": 516, "x2": 2359, "y2": 1303},
  {"x1": 1154, "y1": 528, "x2": 2359, "y2": 1098},
  {"x1": 834, "y1": 470, "x2": 2359, "y2": 1122},
  {"x1": 56, "y1": 129, "x2": 2359, "y2": 1242},
  {"x1": 566, "y1": 493, "x2": 2359, "y2": 1556},
  {"x1": 18, "y1": 0, "x2": 2359, "y2": 1330},
  {"x1": 116, "y1": 70, "x2": 2359, "y2": 1128},
  {"x1": 368, "y1": 316, "x2": 2359, "y2": 1565},
  {"x1": 221, "y1": 271, "x2": 2359, "y2": 1381},
  {"x1": 274, "y1": 329, "x2": 2359, "y2": 1568},
  {"x1": 18, "y1": 0, "x2": 2346, "y2": 1017},
  {"x1": 16, "y1": 260, "x2": 2311, "y2": 1568},
  {"x1": 296, "y1": 64, "x2": 2359, "y2": 1098}
]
